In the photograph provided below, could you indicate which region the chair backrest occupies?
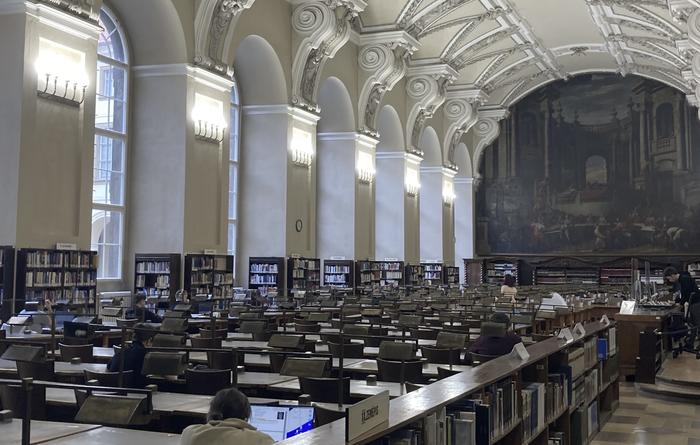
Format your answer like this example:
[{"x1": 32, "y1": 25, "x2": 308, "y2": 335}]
[
  {"x1": 295, "y1": 323, "x2": 321, "y2": 333},
  {"x1": 199, "y1": 328, "x2": 229, "y2": 339},
  {"x1": 437, "y1": 366, "x2": 462, "y2": 379},
  {"x1": 398, "y1": 314, "x2": 423, "y2": 328},
  {"x1": 376, "y1": 358, "x2": 423, "y2": 384},
  {"x1": 378, "y1": 341, "x2": 415, "y2": 361},
  {"x1": 190, "y1": 336, "x2": 223, "y2": 349},
  {"x1": 299, "y1": 377, "x2": 350, "y2": 403},
  {"x1": 268, "y1": 334, "x2": 305, "y2": 350},
  {"x1": 327, "y1": 341, "x2": 364, "y2": 359},
  {"x1": 1, "y1": 344, "x2": 45, "y2": 362},
  {"x1": 411, "y1": 328, "x2": 439, "y2": 340},
  {"x1": 420, "y1": 346, "x2": 461, "y2": 365},
  {"x1": 342, "y1": 324, "x2": 368, "y2": 336},
  {"x1": 239, "y1": 312, "x2": 263, "y2": 320},
  {"x1": 75, "y1": 394, "x2": 150, "y2": 426},
  {"x1": 314, "y1": 404, "x2": 345, "y2": 427},
  {"x1": 480, "y1": 322, "x2": 507, "y2": 338},
  {"x1": 280, "y1": 357, "x2": 330, "y2": 378},
  {"x1": 142, "y1": 351, "x2": 187, "y2": 376},
  {"x1": 0, "y1": 384, "x2": 47, "y2": 419},
  {"x1": 17, "y1": 360, "x2": 55, "y2": 381},
  {"x1": 470, "y1": 352, "x2": 499, "y2": 366},
  {"x1": 207, "y1": 350, "x2": 239, "y2": 372},
  {"x1": 306, "y1": 313, "x2": 330, "y2": 322},
  {"x1": 84, "y1": 369, "x2": 135, "y2": 387},
  {"x1": 116, "y1": 319, "x2": 138, "y2": 329},
  {"x1": 185, "y1": 368, "x2": 232, "y2": 395},
  {"x1": 151, "y1": 333, "x2": 186, "y2": 347},
  {"x1": 239, "y1": 320, "x2": 268, "y2": 333},
  {"x1": 436, "y1": 332, "x2": 468, "y2": 349},
  {"x1": 59, "y1": 343, "x2": 94, "y2": 363},
  {"x1": 160, "y1": 318, "x2": 188, "y2": 333}
]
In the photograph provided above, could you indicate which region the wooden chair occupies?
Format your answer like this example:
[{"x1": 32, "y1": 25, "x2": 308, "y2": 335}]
[
  {"x1": 376, "y1": 358, "x2": 423, "y2": 384},
  {"x1": 299, "y1": 377, "x2": 350, "y2": 403},
  {"x1": 410, "y1": 328, "x2": 439, "y2": 340},
  {"x1": 190, "y1": 336, "x2": 222, "y2": 349},
  {"x1": 185, "y1": 368, "x2": 232, "y2": 395},
  {"x1": 469, "y1": 352, "x2": 499, "y2": 366},
  {"x1": 314, "y1": 404, "x2": 345, "y2": 427},
  {"x1": 327, "y1": 341, "x2": 364, "y2": 359},
  {"x1": 295, "y1": 322, "x2": 321, "y2": 333},
  {"x1": 59, "y1": 343, "x2": 94, "y2": 363},
  {"x1": 84, "y1": 369, "x2": 134, "y2": 388},
  {"x1": 280, "y1": 357, "x2": 330, "y2": 378},
  {"x1": 238, "y1": 321, "x2": 271, "y2": 341},
  {"x1": 160, "y1": 317, "x2": 188, "y2": 333},
  {"x1": 436, "y1": 332, "x2": 468, "y2": 349},
  {"x1": 378, "y1": 341, "x2": 416, "y2": 361},
  {"x1": 420, "y1": 346, "x2": 461, "y2": 365},
  {"x1": 17, "y1": 360, "x2": 55, "y2": 381},
  {"x1": 151, "y1": 333, "x2": 186, "y2": 347},
  {"x1": 199, "y1": 328, "x2": 229, "y2": 339}
]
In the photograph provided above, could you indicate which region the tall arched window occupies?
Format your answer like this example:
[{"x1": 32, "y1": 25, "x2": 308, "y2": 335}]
[
  {"x1": 228, "y1": 85, "x2": 240, "y2": 257},
  {"x1": 92, "y1": 7, "x2": 129, "y2": 280},
  {"x1": 656, "y1": 103, "x2": 674, "y2": 139}
]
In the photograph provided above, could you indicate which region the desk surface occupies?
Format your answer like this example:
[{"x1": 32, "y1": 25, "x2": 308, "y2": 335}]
[
  {"x1": 0, "y1": 419, "x2": 100, "y2": 445},
  {"x1": 42, "y1": 426, "x2": 179, "y2": 445},
  {"x1": 269, "y1": 378, "x2": 409, "y2": 398},
  {"x1": 0, "y1": 359, "x2": 106, "y2": 376},
  {"x1": 342, "y1": 359, "x2": 472, "y2": 378}
]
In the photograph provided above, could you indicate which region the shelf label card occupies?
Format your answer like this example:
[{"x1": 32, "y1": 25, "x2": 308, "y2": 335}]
[
  {"x1": 558, "y1": 328, "x2": 574, "y2": 343},
  {"x1": 619, "y1": 301, "x2": 636, "y2": 315},
  {"x1": 511, "y1": 342, "x2": 530, "y2": 361},
  {"x1": 203, "y1": 249, "x2": 217, "y2": 255},
  {"x1": 56, "y1": 243, "x2": 77, "y2": 251},
  {"x1": 573, "y1": 323, "x2": 586, "y2": 340},
  {"x1": 330, "y1": 256, "x2": 346, "y2": 260},
  {"x1": 345, "y1": 390, "x2": 390, "y2": 443},
  {"x1": 600, "y1": 315, "x2": 611, "y2": 326}
]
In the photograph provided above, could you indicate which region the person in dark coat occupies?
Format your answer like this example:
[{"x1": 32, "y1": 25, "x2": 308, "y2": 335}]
[
  {"x1": 107, "y1": 323, "x2": 156, "y2": 388},
  {"x1": 469, "y1": 312, "x2": 522, "y2": 357}
]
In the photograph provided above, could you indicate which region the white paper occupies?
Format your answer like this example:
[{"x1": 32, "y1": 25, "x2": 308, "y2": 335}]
[
  {"x1": 619, "y1": 301, "x2": 636, "y2": 315},
  {"x1": 573, "y1": 322, "x2": 586, "y2": 340},
  {"x1": 511, "y1": 342, "x2": 530, "y2": 360},
  {"x1": 558, "y1": 328, "x2": 574, "y2": 343},
  {"x1": 600, "y1": 314, "x2": 610, "y2": 326}
]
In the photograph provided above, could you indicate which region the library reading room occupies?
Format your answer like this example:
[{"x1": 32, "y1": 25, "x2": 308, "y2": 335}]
[{"x1": 3, "y1": 1, "x2": 700, "y2": 444}]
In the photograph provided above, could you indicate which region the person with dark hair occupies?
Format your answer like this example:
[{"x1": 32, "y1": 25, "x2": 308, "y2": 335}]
[
  {"x1": 131, "y1": 294, "x2": 162, "y2": 323},
  {"x1": 664, "y1": 266, "x2": 700, "y2": 306},
  {"x1": 469, "y1": 312, "x2": 522, "y2": 357},
  {"x1": 501, "y1": 274, "x2": 518, "y2": 303},
  {"x1": 180, "y1": 388, "x2": 274, "y2": 445},
  {"x1": 107, "y1": 323, "x2": 156, "y2": 388}
]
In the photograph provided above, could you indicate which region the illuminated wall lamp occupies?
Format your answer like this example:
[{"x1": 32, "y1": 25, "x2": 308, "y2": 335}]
[
  {"x1": 357, "y1": 151, "x2": 375, "y2": 184},
  {"x1": 443, "y1": 181, "x2": 456, "y2": 206},
  {"x1": 193, "y1": 93, "x2": 226, "y2": 144},
  {"x1": 405, "y1": 167, "x2": 420, "y2": 197},
  {"x1": 35, "y1": 39, "x2": 87, "y2": 107},
  {"x1": 291, "y1": 128, "x2": 314, "y2": 167}
]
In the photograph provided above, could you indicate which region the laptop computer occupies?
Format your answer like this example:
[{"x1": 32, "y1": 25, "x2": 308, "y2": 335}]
[{"x1": 248, "y1": 405, "x2": 315, "y2": 441}]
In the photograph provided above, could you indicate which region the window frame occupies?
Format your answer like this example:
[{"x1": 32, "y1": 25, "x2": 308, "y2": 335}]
[
  {"x1": 92, "y1": 5, "x2": 130, "y2": 281},
  {"x1": 228, "y1": 84, "x2": 241, "y2": 259}
]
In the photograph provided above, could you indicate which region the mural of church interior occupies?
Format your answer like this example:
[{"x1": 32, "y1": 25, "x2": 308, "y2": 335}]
[{"x1": 476, "y1": 73, "x2": 700, "y2": 255}]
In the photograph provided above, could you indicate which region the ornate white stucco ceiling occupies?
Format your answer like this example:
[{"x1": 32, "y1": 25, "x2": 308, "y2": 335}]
[{"x1": 357, "y1": 0, "x2": 694, "y2": 107}]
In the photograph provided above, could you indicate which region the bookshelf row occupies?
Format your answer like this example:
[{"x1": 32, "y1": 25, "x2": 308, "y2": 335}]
[
  {"x1": 279, "y1": 321, "x2": 619, "y2": 445},
  {"x1": 464, "y1": 256, "x2": 700, "y2": 286}
]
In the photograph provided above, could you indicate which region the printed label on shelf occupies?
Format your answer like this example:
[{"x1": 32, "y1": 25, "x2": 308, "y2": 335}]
[
  {"x1": 330, "y1": 256, "x2": 346, "y2": 260},
  {"x1": 573, "y1": 323, "x2": 586, "y2": 340},
  {"x1": 345, "y1": 390, "x2": 390, "y2": 443},
  {"x1": 203, "y1": 249, "x2": 217, "y2": 255},
  {"x1": 56, "y1": 243, "x2": 77, "y2": 251}
]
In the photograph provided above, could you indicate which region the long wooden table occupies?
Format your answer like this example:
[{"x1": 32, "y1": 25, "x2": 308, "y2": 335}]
[
  {"x1": 268, "y1": 378, "x2": 410, "y2": 399},
  {"x1": 0, "y1": 359, "x2": 106, "y2": 378},
  {"x1": 1, "y1": 419, "x2": 100, "y2": 445}
]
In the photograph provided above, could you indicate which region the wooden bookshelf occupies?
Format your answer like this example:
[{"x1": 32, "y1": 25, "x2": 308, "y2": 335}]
[
  {"x1": 322, "y1": 259, "x2": 354, "y2": 290},
  {"x1": 464, "y1": 259, "x2": 484, "y2": 286},
  {"x1": 533, "y1": 258, "x2": 598, "y2": 286},
  {"x1": 276, "y1": 321, "x2": 619, "y2": 445},
  {"x1": 355, "y1": 260, "x2": 405, "y2": 287},
  {"x1": 184, "y1": 254, "x2": 234, "y2": 299},
  {"x1": 484, "y1": 258, "x2": 519, "y2": 285},
  {"x1": 15, "y1": 248, "x2": 97, "y2": 312},
  {"x1": 443, "y1": 266, "x2": 460, "y2": 287},
  {"x1": 405, "y1": 264, "x2": 425, "y2": 287},
  {"x1": 0, "y1": 246, "x2": 15, "y2": 321},
  {"x1": 422, "y1": 262, "x2": 444, "y2": 286},
  {"x1": 249, "y1": 257, "x2": 285, "y2": 294},
  {"x1": 684, "y1": 258, "x2": 700, "y2": 286},
  {"x1": 134, "y1": 253, "x2": 181, "y2": 308},
  {"x1": 287, "y1": 257, "x2": 321, "y2": 292}
]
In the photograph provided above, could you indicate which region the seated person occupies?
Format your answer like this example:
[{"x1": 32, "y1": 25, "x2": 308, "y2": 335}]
[
  {"x1": 500, "y1": 274, "x2": 518, "y2": 303},
  {"x1": 107, "y1": 323, "x2": 156, "y2": 388},
  {"x1": 664, "y1": 266, "x2": 700, "y2": 306},
  {"x1": 18, "y1": 300, "x2": 52, "y2": 333},
  {"x1": 469, "y1": 313, "x2": 522, "y2": 357},
  {"x1": 180, "y1": 388, "x2": 274, "y2": 445},
  {"x1": 129, "y1": 294, "x2": 163, "y2": 323}
]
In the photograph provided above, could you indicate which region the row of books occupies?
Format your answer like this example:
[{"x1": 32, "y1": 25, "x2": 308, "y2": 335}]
[
  {"x1": 571, "y1": 401, "x2": 598, "y2": 445},
  {"x1": 250, "y1": 264, "x2": 279, "y2": 273},
  {"x1": 141, "y1": 287, "x2": 170, "y2": 297},
  {"x1": 135, "y1": 261, "x2": 171, "y2": 273},
  {"x1": 191, "y1": 256, "x2": 228, "y2": 271},
  {"x1": 290, "y1": 258, "x2": 320, "y2": 270},
  {"x1": 24, "y1": 271, "x2": 94, "y2": 288},
  {"x1": 359, "y1": 262, "x2": 403, "y2": 272},
  {"x1": 24, "y1": 251, "x2": 96, "y2": 269},
  {"x1": 324, "y1": 273, "x2": 348, "y2": 284},
  {"x1": 522, "y1": 373, "x2": 569, "y2": 442},
  {"x1": 25, "y1": 288, "x2": 95, "y2": 304},
  {"x1": 250, "y1": 275, "x2": 279, "y2": 285},
  {"x1": 324, "y1": 265, "x2": 350, "y2": 274},
  {"x1": 136, "y1": 274, "x2": 169, "y2": 288},
  {"x1": 425, "y1": 272, "x2": 442, "y2": 280}
]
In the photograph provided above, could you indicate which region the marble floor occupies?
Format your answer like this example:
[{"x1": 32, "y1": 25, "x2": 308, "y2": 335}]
[{"x1": 591, "y1": 383, "x2": 700, "y2": 445}]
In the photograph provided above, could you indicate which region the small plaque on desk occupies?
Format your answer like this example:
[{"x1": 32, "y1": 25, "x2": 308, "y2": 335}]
[
  {"x1": 345, "y1": 390, "x2": 390, "y2": 443},
  {"x1": 558, "y1": 328, "x2": 574, "y2": 343},
  {"x1": 600, "y1": 315, "x2": 611, "y2": 326},
  {"x1": 573, "y1": 323, "x2": 586, "y2": 340},
  {"x1": 510, "y1": 342, "x2": 530, "y2": 361},
  {"x1": 619, "y1": 301, "x2": 636, "y2": 315}
]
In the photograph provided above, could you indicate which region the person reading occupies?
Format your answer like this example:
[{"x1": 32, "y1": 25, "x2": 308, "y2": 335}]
[
  {"x1": 130, "y1": 294, "x2": 163, "y2": 323},
  {"x1": 469, "y1": 313, "x2": 522, "y2": 357},
  {"x1": 180, "y1": 388, "x2": 274, "y2": 445},
  {"x1": 107, "y1": 323, "x2": 156, "y2": 388}
]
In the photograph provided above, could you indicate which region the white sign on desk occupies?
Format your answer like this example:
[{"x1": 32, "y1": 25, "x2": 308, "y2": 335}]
[
  {"x1": 345, "y1": 390, "x2": 390, "y2": 443},
  {"x1": 600, "y1": 314, "x2": 611, "y2": 326},
  {"x1": 572, "y1": 323, "x2": 586, "y2": 340},
  {"x1": 510, "y1": 342, "x2": 530, "y2": 361},
  {"x1": 619, "y1": 301, "x2": 636, "y2": 315},
  {"x1": 558, "y1": 328, "x2": 574, "y2": 343}
]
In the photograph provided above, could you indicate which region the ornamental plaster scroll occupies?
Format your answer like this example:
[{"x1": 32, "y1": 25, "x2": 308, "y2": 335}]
[
  {"x1": 194, "y1": 0, "x2": 254, "y2": 77},
  {"x1": 405, "y1": 64, "x2": 458, "y2": 153},
  {"x1": 39, "y1": 0, "x2": 98, "y2": 21},
  {"x1": 291, "y1": 0, "x2": 366, "y2": 112},
  {"x1": 471, "y1": 108, "x2": 509, "y2": 177},
  {"x1": 357, "y1": 31, "x2": 420, "y2": 137},
  {"x1": 443, "y1": 88, "x2": 487, "y2": 166}
]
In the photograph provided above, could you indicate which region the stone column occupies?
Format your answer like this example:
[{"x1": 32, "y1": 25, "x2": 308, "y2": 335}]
[{"x1": 454, "y1": 177, "x2": 475, "y2": 284}]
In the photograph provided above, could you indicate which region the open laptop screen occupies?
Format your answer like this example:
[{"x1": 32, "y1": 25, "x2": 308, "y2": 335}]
[{"x1": 248, "y1": 405, "x2": 315, "y2": 441}]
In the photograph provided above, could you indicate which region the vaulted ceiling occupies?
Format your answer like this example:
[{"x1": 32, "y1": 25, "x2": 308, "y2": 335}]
[{"x1": 357, "y1": 0, "x2": 693, "y2": 107}]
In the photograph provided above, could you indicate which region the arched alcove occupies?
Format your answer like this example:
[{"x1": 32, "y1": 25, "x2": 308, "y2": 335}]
[
  {"x1": 318, "y1": 77, "x2": 355, "y2": 133},
  {"x1": 419, "y1": 126, "x2": 441, "y2": 167},
  {"x1": 106, "y1": 0, "x2": 188, "y2": 65},
  {"x1": 233, "y1": 35, "x2": 288, "y2": 105},
  {"x1": 377, "y1": 105, "x2": 404, "y2": 152},
  {"x1": 454, "y1": 142, "x2": 473, "y2": 178}
]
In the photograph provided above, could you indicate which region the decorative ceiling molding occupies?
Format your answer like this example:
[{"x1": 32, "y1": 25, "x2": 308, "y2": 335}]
[
  {"x1": 290, "y1": 0, "x2": 366, "y2": 113},
  {"x1": 443, "y1": 88, "x2": 487, "y2": 166},
  {"x1": 194, "y1": 0, "x2": 254, "y2": 77},
  {"x1": 404, "y1": 63, "x2": 458, "y2": 153},
  {"x1": 403, "y1": 0, "x2": 477, "y2": 38},
  {"x1": 472, "y1": 107, "x2": 509, "y2": 180},
  {"x1": 357, "y1": 31, "x2": 420, "y2": 137},
  {"x1": 37, "y1": 0, "x2": 98, "y2": 22}
]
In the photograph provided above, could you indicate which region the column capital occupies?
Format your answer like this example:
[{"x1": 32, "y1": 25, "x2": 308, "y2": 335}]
[{"x1": 443, "y1": 87, "x2": 488, "y2": 166}]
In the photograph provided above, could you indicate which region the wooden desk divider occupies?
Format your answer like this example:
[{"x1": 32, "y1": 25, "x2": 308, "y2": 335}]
[{"x1": 276, "y1": 320, "x2": 619, "y2": 445}]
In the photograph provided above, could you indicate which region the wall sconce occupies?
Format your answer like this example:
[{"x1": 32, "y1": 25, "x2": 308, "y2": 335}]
[
  {"x1": 291, "y1": 127, "x2": 314, "y2": 167},
  {"x1": 192, "y1": 93, "x2": 226, "y2": 143},
  {"x1": 35, "y1": 38, "x2": 88, "y2": 107},
  {"x1": 443, "y1": 180, "x2": 456, "y2": 206},
  {"x1": 405, "y1": 166, "x2": 420, "y2": 197},
  {"x1": 357, "y1": 151, "x2": 375, "y2": 184}
]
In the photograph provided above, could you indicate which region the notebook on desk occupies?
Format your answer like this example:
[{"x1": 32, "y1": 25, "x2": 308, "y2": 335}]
[{"x1": 248, "y1": 405, "x2": 315, "y2": 441}]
